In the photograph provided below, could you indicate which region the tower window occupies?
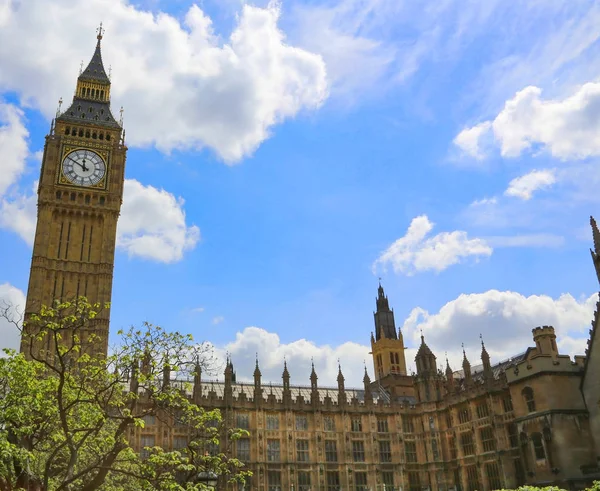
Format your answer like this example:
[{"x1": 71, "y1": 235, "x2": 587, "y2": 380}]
[
  {"x1": 89, "y1": 107, "x2": 93, "y2": 113},
  {"x1": 531, "y1": 433, "x2": 546, "y2": 460},
  {"x1": 70, "y1": 192, "x2": 75, "y2": 201},
  {"x1": 522, "y1": 387, "x2": 536, "y2": 413},
  {"x1": 65, "y1": 127, "x2": 70, "y2": 135},
  {"x1": 92, "y1": 132, "x2": 97, "y2": 139},
  {"x1": 100, "y1": 109, "x2": 104, "y2": 115},
  {"x1": 106, "y1": 134, "x2": 111, "y2": 141},
  {"x1": 99, "y1": 197, "x2": 105, "y2": 205},
  {"x1": 85, "y1": 130, "x2": 90, "y2": 138},
  {"x1": 81, "y1": 114, "x2": 85, "y2": 119},
  {"x1": 85, "y1": 195, "x2": 90, "y2": 204},
  {"x1": 79, "y1": 129, "x2": 84, "y2": 137},
  {"x1": 56, "y1": 191, "x2": 62, "y2": 199},
  {"x1": 99, "y1": 133, "x2": 104, "y2": 140},
  {"x1": 100, "y1": 90, "x2": 105, "y2": 100},
  {"x1": 77, "y1": 105, "x2": 81, "y2": 111}
]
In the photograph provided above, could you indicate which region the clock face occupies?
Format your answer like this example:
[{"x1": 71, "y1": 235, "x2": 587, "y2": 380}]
[{"x1": 62, "y1": 149, "x2": 106, "y2": 187}]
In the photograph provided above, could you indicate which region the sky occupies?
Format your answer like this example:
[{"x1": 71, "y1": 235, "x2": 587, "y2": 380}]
[{"x1": 1, "y1": 0, "x2": 600, "y2": 388}]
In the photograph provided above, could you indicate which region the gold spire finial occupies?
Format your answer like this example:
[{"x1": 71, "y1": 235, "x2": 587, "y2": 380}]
[
  {"x1": 96, "y1": 22, "x2": 104, "y2": 41},
  {"x1": 79, "y1": 60, "x2": 84, "y2": 75},
  {"x1": 119, "y1": 106, "x2": 124, "y2": 126},
  {"x1": 56, "y1": 97, "x2": 63, "y2": 118}
]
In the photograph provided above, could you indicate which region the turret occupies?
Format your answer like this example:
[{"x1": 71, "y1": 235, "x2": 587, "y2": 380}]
[
  {"x1": 363, "y1": 367, "x2": 373, "y2": 404},
  {"x1": 253, "y1": 357, "x2": 262, "y2": 405},
  {"x1": 370, "y1": 283, "x2": 408, "y2": 380},
  {"x1": 532, "y1": 326, "x2": 559, "y2": 359},
  {"x1": 310, "y1": 361, "x2": 319, "y2": 405},
  {"x1": 445, "y1": 356, "x2": 454, "y2": 391},
  {"x1": 337, "y1": 363, "x2": 346, "y2": 406},
  {"x1": 415, "y1": 335, "x2": 437, "y2": 376},
  {"x1": 282, "y1": 360, "x2": 291, "y2": 404},
  {"x1": 480, "y1": 335, "x2": 493, "y2": 381},
  {"x1": 591, "y1": 216, "x2": 600, "y2": 285},
  {"x1": 192, "y1": 359, "x2": 202, "y2": 402},
  {"x1": 462, "y1": 345, "x2": 472, "y2": 385}
]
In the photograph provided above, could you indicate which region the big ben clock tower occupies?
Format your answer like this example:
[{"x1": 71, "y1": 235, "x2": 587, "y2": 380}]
[{"x1": 21, "y1": 26, "x2": 126, "y2": 358}]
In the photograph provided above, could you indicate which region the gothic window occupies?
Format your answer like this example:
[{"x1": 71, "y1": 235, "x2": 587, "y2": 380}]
[
  {"x1": 85, "y1": 195, "x2": 90, "y2": 204},
  {"x1": 402, "y1": 415, "x2": 414, "y2": 433},
  {"x1": 99, "y1": 197, "x2": 105, "y2": 205},
  {"x1": 532, "y1": 432, "x2": 546, "y2": 460},
  {"x1": 266, "y1": 414, "x2": 279, "y2": 430},
  {"x1": 449, "y1": 436, "x2": 457, "y2": 460},
  {"x1": 56, "y1": 191, "x2": 62, "y2": 199},
  {"x1": 377, "y1": 416, "x2": 389, "y2": 432},
  {"x1": 405, "y1": 441, "x2": 417, "y2": 463},
  {"x1": 355, "y1": 472, "x2": 368, "y2": 491},
  {"x1": 508, "y1": 423, "x2": 518, "y2": 448},
  {"x1": 445, "y1": 411, "x2": 452, "y2": 428},
  {"x1": 382, "y1": 472, "x2": 395, "y2": 490},
  {"x1": 480, "y1": 426, "x2": 496, "y2": 452},
  {"x1": 408, "y1": 472, "x2": 421, "y2": 491},
  {"x1": 458, "y1": 405, "x2": 471, "y2": 424},
  {"x1": 351, "y1": 417, "x2": 362, "y2": 432},
  {"x1": 486, "y1": 462, "x2": 502, "y2": 490},
  {"x1": 326, "y1": 471, "x2": 340, "y2": 491},
  {"x1": 70, "y1": 192, "x2": 76, "y2": 201},
  {"x1": 173, "y1": 436, "x2": 187, "y2": 450},
  {"x1": 352, "y1": 440, "x2": 365, "y2": 462},
  {"x1": 236, "y1": 438, "x2": 250, "y2": 461},
  {"x1": 142, "y1": 414, "x2": 155, "y2": 426},
  {"x1": 79, "y1": 128, "x2": 84, "y2": 137},
  {"x1": 431, "y1": 438, "x2": 440, "y2": 461},
  {"x1": 323, "y1": 416, "x2": 336, "y2": 431},
  {"x1": 106, "y1": 134, "x2": 111, "y2": 141},
  {"x1": 522, "y1": 387, "x2": 536, "y2": 412},
  {"x1": 296, "y1": 415, "x2": 308, "y2": 431},
  {"x1": 99, "y1": 133, "x2": 104, "y2": 140},
  {"x1": 429, "y1": 416, "x2": 435, "y2": 430},
  {"x1": 266, "y1": 439, "x2": 280, "y2": 462},
  {"x1": 325, "y1": 440, "x2": 337, "y2": 462},
  {"x1": 140, "y1": 434, "x2": 155, "y2": 459},
  {"x1": 267, "y1": 471, "x2": 281, "y2": 491},
  {"x1": 379, "y1": 440, "x2": 392, "y2": 462},
  {"x1": 92, "y1": 132, "x2": 97, "y2": 139},
  {"x1": 460, "y1": 432, "x2": 475, "y2": 456},
  {"x1": 466, "y1": 465, "x2": 480, "y2": 491},
  {"x1": 298, "y1": 471, "x2": 311, "y2": 491},
  {"x1": 476, "y1": 401, "x2": 490, "y2": 418},
  {"x1": 503, "y1": 395, "x2": 514, "y2": 412},
  {"x1": 65, "y1": 127, "x2": 70, "y2": 135},
  {"x1": 296, "y1": 439, "x2": 309, "y2": 462},
  {"x1": 236, "y1": 414, "x2": 249, "y2": 429}
]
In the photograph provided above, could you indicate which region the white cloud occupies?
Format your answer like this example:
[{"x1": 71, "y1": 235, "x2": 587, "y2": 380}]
[
  {"x1": 117, "y1": 179, "x2": 200, "y2": 263},
  {"x1": 453, "y1": 121, "x2": 491, "y2": 160},
  {"x1": 192, "y1": 307, "x2": 205, "y2": 313},
  {"x1": 504, "y1": 169, "x2": 557, "y2": 200},
  {"x1": 0, "y1": 283, "x2": 26, "y2": 353},
  {"x1": 0, "y1": 1, "x2": 328, "y2": 163},
  {"x1": 212, "y1": 316, "x2": 224, "y2": 325},
  {"x1": 372, "y1": 215, "x2": 492, "y2": 276},
  {"x1": 220, "y1": 326, "x2": 371, "y2": 387},
  {"x1": 0, "y1": 102, "x2": 28, "y2": 196},
  {"x1": 456, "y1": 83, "x2": 600, "y2": 161},
  {"x1": 402, "y1": 290, "x2": 597, "y2": 369},
  {"x1": 485, "y1": 234, "x2": 564, "y2": 249},
  {"x1": 0, "y1": 181, "x2": 37, "y2": 245}
]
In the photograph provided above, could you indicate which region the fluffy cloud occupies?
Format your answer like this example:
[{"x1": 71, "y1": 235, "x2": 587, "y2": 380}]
[
  {"x1": 402, "y1": 290, "x2": 597, "y2": 369},
  {"x1": 453, "y1": 122, "x2": 492, "y2": 161},
  {"x1": 0, "y1": 1, "x2": 327, "y2": 163},
  {"x1": 117, "y1": 179, "x2": 200, "y2": 263},
  {"x1": 0, "y1": 103, "x2": 28, "y2": 196},
  {"x1": 504, "y1": 169, "x2": 556, "y2": 200},
  {"x1": 0, "y1": 283, "x2": 26, "y2": 353},
  {"x1": 0, "y1": 181, "x2": 37, "y2": 245},
  {"x1": 372, "y1": 215, "x2": 492, "y2": 275},
  {"x1": 219, "y1": 326, "x2": 371, "y2": 387},
  {"x1": 455, "y1": 84, "x2": 600, "y2": 161}
]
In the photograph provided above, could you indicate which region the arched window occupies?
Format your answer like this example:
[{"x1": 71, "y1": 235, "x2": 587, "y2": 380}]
[
  {"x1": 65, "y1": 127, "x2": 70, "y2": 135},
  {"x1": 531, "y1": 433, "x2": 545, "y2": 460},
  {"x1": 522, "y1": 387, "x2": 535, "y2": 412},
  {"x1": 100, "y1": 90, "x2": 105, "y2": 100},
  {"x1": 79, "y1": 128, "x2": 84, "y2": 137}
]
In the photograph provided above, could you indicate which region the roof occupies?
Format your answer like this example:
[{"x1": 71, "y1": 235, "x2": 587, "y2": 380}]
[
  {"x1": 169, "y1": 380, "x2": 397, "y2": 406},
  {"x1": 453, "y1": 352, "x2": 527, "y2": 389},
  {"x1": 57, "y1": 98, "x2": 120, "y2": 129},
  {"x1": 79, "y1": 39, "x2": 110, "y2": 84}
]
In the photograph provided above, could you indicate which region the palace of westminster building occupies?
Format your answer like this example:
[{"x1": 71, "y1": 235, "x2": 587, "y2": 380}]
[{"x1": 18, "y1": 29, "x2": 600, "y2": 491}]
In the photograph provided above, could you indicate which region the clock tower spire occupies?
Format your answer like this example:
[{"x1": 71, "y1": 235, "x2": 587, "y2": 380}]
[{"x1": 21, "y1": 26, "x2": 126, "y2": 359}]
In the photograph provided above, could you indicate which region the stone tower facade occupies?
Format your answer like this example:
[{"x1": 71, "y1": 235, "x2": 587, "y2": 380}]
[{"x1": 21, "y1": 27, "x2": 126, "y2": 359}]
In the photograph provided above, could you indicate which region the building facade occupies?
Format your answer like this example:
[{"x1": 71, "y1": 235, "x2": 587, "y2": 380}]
[{"x1": 20, "y1": 31, "x2": 600, "y2": 491}]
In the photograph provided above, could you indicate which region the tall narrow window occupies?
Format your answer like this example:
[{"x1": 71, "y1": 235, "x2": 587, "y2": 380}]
[
  {"x1": 480, "y1": 426, "x2": 496, "y2": 452},
  {"x1": 266, "y1": 439, "x2": 280, "y2": 462},
  {"x1": 325, "y1": 440, "x2": 337, "y2": 462},
  {"x1": 352, "y1": 440, "x2": 365, "y2": 462},
  {"x1": 237, "y1": 438, "x2": 250, "y2": 461},
  {"x1": 382, "y1": 472, "x2": 395, "y2": 491},
  {"x1": 266, "y1": 414, "x2": 279, "y2": 430},
  {"x1": 405, "y1": 441, "x2": 417, "y2": 463},
  {"x1": 296, "y1": 439, "x2": 309, "y2": 462},
  {"x1": 140, "y1": 435, "x2": 155, "y2": 459},
  {"x1": 532, "y1": 433, "x2": 546, "y2": 460},
  {"x1": 326, "y1": 472, "x2": 340, "y2": 491},
  {"x1": 323, "y1": 416, "x2": 336, "y2": 431},
  {"x1": 267, "y1": 471, "x2": 281, "y2": 491},
  {"x1": 486, "y1": 462, "x2": 502, "y2": 490},
  {"x1": 298, "y1": 471, "x2": 311, "y2": 491},
  {"x1": 522, "y1": 387, "x2": 536, "y2": 412},
  {"x1": 351, "y1": 417, "x2": 362, "y2": 432},
  {"x1": 377, "y1": 417, "x2": 389, "y2": 432},
  {"x1": 296, "y1": 415, "x2": 308, "y2": 430},
  {"x1": 460, "y1": 432, "x2": 475, "y2": 456},
  {"x1": 355, "y1": 472, "x2": 368, "y2": 491},
  {"x1": 379, "y1": 440, "x2": 392, "y2": 462}
]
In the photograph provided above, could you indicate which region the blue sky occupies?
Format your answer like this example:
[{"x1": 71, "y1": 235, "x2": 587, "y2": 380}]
[{"x1": 1, "y1": 0, "x2": 599, "y2": 387}]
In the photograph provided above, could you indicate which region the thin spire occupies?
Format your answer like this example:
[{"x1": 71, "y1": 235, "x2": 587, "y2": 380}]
[
  {"x1": 591, "y1": 216, "x2": 600, "y2": 285},
  {"x1": 96, "y1": 22, "x2": 105, "y2": 41},
  {"x1": 55, "y1": 98, "x2": 63, "y2": 118}
]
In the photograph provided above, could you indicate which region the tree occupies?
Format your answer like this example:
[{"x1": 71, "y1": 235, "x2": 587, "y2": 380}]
[{"x1": 0, "y1": 298, "x2": 250, "y2": 490}]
